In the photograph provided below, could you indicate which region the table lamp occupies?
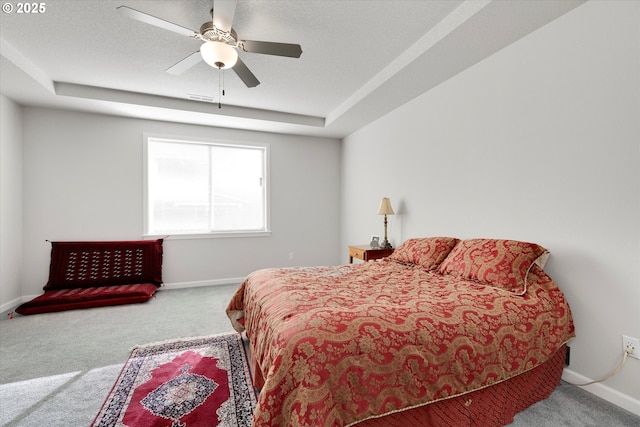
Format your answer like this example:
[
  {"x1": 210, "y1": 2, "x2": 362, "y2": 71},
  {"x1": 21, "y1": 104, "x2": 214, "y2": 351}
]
[{"x1": 377, "y1": 197, "x2": 394, "y2": 249}]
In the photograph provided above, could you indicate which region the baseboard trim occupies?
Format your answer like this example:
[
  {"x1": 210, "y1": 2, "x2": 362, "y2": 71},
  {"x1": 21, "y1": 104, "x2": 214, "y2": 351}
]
[
  {"x1": 1, "y1": 296, "x2": 27, "y2": 314},
  {"x1": 563, "y1": 368, "x2": 640, "y2": 416},
  {"x1": 160, "y1": 278, "x2": 245, "y2": 290}
]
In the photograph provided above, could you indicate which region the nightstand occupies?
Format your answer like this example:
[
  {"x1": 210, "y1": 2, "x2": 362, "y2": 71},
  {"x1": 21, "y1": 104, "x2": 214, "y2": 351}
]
[{"x1": 348, "y1": 245, "x2": 394, "y2": 263}]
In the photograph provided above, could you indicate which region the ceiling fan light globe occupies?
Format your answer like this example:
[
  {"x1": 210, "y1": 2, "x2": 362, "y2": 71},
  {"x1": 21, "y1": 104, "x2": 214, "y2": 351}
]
[{"x1": 200, "y1": 41, "x2": 238, "y2": 69}]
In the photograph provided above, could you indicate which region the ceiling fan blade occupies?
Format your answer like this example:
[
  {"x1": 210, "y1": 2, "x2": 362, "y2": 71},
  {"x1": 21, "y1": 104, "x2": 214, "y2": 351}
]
[
  {"x1": 239, "y1": 40, "x2": 302, "y2": 58},
  {"x1": 212, "y1": 0, "x2": 237, "y2": 33},
  {"x1": 233, "y1": 58, "x2": 260, "y2": 88},
  {"x1": 166, "y1": 51, "x2": 202, "y2": 75},
  {"x1": 117, "y1": 6, "x2": 198, "y2": 38}
]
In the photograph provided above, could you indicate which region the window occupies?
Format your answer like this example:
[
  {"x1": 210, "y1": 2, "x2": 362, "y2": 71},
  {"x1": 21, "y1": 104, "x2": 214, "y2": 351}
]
[{"x1": 145, "y1": 136, "x2": 268, "y2": 237}]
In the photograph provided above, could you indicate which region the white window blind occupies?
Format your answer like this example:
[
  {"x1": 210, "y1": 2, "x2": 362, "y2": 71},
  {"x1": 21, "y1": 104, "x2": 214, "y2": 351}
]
[{"x1": 145, "y1": 137, "x2": 268, "y2": 236}]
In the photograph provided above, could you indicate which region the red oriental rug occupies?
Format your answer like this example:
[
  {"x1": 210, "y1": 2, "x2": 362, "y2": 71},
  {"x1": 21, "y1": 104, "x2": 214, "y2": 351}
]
[{"x1": 92, "y1": 333, "x2": 257, "y2": 427}]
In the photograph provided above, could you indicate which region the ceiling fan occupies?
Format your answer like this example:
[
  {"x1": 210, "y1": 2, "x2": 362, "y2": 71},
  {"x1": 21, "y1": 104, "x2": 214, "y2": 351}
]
[{"x1": 117, "y1": 0, "x2": 302, "y2": 88}]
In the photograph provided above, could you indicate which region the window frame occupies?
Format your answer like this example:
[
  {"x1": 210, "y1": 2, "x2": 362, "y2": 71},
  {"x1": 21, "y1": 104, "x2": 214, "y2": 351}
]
[{"x1": 143, "y1": 134, "x2": 271, "y2": 239}]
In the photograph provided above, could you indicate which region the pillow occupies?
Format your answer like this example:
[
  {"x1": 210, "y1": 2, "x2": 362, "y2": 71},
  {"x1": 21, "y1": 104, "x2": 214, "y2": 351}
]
[
  {"x1": 388, "y1": 237, "x2": 460, "y2": 270},
  {"x1": 437, "y1": 238, "x2": 549, "y2": 295},
  {"x1": 44, "y1": 239, "x2": 164, "y2": 290}
]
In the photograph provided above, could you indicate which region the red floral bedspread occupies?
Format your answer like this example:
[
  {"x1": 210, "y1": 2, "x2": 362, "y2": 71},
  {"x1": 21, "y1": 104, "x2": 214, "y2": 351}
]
[{"x1": 226, "y1": 260, "x2": 574, "y2": 426}]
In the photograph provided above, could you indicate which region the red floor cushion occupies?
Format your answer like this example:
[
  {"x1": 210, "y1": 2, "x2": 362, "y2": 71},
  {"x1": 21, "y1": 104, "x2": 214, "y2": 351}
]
[
  {"x1": 15, "y1": 284, "x2": 159, "y2": 315},
  {"x1": 15, "y1": 239, "x2": 163, "y2": 315}
]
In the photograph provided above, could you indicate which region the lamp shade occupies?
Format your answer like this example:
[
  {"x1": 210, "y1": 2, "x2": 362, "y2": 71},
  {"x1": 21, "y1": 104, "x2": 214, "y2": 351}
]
[
  {"x1": 377, "y1": 197, "x2": 395, "y2": 215},
  {"x1": 200, "y1": 41, "x2": 238, "y2": 69}
]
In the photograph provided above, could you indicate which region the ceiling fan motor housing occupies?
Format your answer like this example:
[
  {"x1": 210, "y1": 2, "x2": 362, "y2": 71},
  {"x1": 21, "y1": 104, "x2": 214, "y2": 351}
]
[{"x1": 199, "y1": 22, "x2": 238, "y2": 46}]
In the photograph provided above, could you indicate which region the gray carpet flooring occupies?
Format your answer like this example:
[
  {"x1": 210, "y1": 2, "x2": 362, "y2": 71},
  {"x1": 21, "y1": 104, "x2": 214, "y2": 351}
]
[{"x1": 1, "y1": 285, "x2": 638, "y2": 426}]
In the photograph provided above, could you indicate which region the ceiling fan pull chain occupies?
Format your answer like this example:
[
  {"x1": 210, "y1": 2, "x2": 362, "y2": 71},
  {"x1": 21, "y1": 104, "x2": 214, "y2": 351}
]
[{"x1": 218, "y1": 67, "x2": 222, "y2": 109}]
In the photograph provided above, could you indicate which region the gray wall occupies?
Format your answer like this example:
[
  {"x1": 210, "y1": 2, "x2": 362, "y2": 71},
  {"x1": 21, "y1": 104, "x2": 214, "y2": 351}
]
[
  {"x1": 0, "y1": 96, "x2": 23, "y2": 305},
  {"x1": 17, "y1": 108, "x2": 341, "y2": 295}
]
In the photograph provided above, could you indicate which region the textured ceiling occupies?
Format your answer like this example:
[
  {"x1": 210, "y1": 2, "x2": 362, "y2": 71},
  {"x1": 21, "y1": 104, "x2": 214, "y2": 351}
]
[{"x1": 0, "y1": 0, "x2": 585, "y2": 138}]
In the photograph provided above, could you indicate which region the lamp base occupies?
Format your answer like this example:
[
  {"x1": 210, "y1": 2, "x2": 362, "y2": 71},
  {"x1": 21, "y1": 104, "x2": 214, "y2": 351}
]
[{"x1": 380, "y1": 239, "x2": 392, "y2": 249}]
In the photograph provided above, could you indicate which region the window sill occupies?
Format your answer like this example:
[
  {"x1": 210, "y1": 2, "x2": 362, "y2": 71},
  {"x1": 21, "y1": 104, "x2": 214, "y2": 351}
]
[{"x1": 143, "y1": 230, "x2": 272, "y2": 240}]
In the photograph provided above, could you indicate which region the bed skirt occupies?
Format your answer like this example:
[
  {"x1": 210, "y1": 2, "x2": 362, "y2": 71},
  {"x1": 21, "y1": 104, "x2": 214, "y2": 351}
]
[{"x1": 250, "y1": 345, "x2": 566, "y2": 426}]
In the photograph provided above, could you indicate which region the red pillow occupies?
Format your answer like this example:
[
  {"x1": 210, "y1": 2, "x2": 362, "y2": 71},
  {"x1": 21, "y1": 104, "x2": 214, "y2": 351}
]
[
  {"x1": 438, "y1": 238, "x2": 549, "y2": 295},
  {"x1": 44, "y1": 239, "x2": 163, "y2": 290},
  {"x1": 388, "y1": 237, "x2": 460, "y2": 270}
]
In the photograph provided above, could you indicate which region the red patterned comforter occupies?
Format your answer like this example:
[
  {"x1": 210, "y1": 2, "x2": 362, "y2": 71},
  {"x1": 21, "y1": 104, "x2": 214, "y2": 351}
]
[{"x1": 226, "y1": 259, "x2": 574, "y2": 426}]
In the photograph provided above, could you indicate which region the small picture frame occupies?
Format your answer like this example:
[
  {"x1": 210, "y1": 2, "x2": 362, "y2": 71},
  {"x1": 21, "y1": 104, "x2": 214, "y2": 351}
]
[{"x1": 370, "y1": 236, "x2": 380, "y2": 248}]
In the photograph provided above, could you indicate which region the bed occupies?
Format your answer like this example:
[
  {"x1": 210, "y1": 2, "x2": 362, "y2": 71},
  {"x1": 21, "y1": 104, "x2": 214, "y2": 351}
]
[{"x1": 226, "y1": 237, "x2": 575, "y2": 426}]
